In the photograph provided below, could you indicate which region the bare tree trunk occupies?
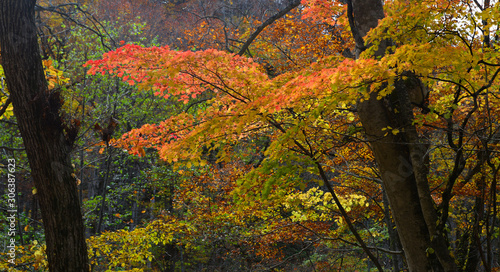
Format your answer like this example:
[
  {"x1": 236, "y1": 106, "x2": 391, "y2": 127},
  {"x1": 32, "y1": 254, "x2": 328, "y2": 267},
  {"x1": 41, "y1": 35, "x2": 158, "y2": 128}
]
[{"x1": 0, "y1": 0, "x2": 89, "y2": 271}]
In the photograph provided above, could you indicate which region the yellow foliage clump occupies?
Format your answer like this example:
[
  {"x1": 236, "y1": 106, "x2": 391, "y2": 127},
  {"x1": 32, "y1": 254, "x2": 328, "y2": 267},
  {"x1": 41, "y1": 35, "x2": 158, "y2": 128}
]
[{"x1": 285, "y1": 187, "x2": 369, "y2": 222}]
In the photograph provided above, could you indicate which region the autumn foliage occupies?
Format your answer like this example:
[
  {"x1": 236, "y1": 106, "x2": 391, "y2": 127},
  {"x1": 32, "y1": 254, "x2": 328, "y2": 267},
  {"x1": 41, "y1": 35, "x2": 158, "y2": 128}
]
[
  {"x1": 3, "y1": 0, "x2": 500, "y2": 271},
  {"x1": 83, "y1": 0, "x2": 500, "y2": 270}
]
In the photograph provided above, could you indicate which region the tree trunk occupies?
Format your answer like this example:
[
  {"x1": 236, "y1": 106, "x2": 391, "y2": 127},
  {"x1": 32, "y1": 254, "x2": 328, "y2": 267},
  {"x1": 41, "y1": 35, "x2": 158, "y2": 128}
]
[
  {"x1": 358, "y1": 89, "x2": 439, "y2": 271},
  {"x1": 349, "y1": 0, "x2": 457, "y2": 271},
  {"x1": 0, "y1": 1, "x2": 89, "y2": 271}
]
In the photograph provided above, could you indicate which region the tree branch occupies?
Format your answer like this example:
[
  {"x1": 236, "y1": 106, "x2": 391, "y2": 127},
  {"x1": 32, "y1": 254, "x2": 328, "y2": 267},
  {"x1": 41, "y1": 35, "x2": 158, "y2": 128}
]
[
  {"x1": 346, "y1": 0, "x2": 366, "y2": 53},
  {"x1": 237, "y1": 0, "x2": 301, "y2": 56},
  {"x1": 0, "y1": 97, "x2": 11, "y2": 117},
  {"x1": 0, "y1": 145, "x2": 25, "y2": 152}
]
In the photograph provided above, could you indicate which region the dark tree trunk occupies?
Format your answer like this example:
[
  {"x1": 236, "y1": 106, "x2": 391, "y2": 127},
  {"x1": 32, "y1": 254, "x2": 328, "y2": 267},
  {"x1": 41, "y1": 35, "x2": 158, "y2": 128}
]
[
  {"x1": 349, "y1": 0, "x2": 457, "y2": 271},
  {"x1": 0, "y1": 1, "x2": 89, "y2": 271}
]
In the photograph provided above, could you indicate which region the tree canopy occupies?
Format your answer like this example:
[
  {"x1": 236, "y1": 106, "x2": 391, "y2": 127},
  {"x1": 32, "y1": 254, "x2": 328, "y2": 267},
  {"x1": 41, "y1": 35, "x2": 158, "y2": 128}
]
[{"x1": 1, "y1": 0, "x2": 500, "y2": 271}]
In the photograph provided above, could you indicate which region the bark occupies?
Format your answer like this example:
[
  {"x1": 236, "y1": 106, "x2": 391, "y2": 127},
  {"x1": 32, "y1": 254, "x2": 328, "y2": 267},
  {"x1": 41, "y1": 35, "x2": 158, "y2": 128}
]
[
  {"x1": 0, "y1": 1, "x2": 89, "y2": 271},
  {"x1": 349, "y1": 0, "x2": 457, "y2": 271},
  {"x1": 358, "y1": 89, "x2": 439, "y2": 271}
]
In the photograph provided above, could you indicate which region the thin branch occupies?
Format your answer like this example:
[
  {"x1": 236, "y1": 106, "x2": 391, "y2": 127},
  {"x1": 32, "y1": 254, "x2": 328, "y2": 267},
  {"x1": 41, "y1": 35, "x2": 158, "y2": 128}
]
[
  {"x1": 35, "y1": 2, "x2": 115, "y2": 51},
  {"x1": 0, "y1": 97, "x2": 11, "y2": 117},
  {"x1": 316, "y1": 162, "x2": 384, "y2": 272},
  {"x1": 237, "y1": 0, "x2": 301, "y2": 56},
  {"x1": 0, "y1": 119, "x2": 17, "y2": 125},
  {"x1": 0, "y1": 145, "x2": 24, "y2": 152},
  {"x1": 265, "y1": 239, "x2": 319, "y2": 271},
  {"x1": 184, "y1": 98, "x2": 211, "y2": 113}
]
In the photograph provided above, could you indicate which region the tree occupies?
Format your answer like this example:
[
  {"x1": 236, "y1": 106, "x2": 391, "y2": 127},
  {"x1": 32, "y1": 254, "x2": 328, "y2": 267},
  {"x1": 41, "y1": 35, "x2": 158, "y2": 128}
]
[
  {"x1": 87, "y1": 0, "x2": 500, "y2": 271},
  {"x1": 0, "y1": 1, "x2": 89, "y2": 271},
  {"x1": 348, "y1": 0, "x2": 457, "y2": 270}
]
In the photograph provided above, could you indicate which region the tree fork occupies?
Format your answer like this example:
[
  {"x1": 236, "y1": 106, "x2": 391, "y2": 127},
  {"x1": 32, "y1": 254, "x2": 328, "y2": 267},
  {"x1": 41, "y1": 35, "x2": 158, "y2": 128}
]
[{"x1": 348, "y1": 0, "x2": 457, "y2": 270}]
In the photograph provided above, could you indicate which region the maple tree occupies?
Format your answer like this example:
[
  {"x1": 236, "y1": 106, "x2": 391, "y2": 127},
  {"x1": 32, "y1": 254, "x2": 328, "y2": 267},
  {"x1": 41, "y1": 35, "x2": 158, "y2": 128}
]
[
  {"x1": 3, "y1": 0, "x2": 500, "y2": 271},
  {"x1": 86, "y1": 0, "x2": 500, "y2": 271},
  {"x1": 173, "y1": 0, "x2": 349, "y2": 75}
]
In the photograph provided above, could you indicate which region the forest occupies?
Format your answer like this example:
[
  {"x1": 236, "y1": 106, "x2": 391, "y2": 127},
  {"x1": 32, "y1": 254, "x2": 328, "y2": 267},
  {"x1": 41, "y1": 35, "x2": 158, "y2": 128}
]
[{"x1": 0, "y1": 0, "x2": 500, "y2": 271}]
